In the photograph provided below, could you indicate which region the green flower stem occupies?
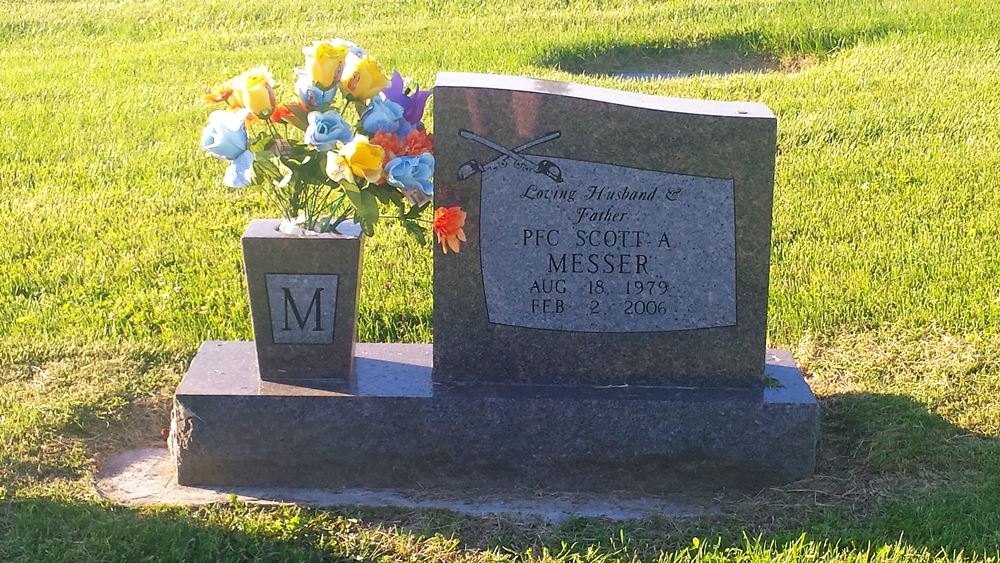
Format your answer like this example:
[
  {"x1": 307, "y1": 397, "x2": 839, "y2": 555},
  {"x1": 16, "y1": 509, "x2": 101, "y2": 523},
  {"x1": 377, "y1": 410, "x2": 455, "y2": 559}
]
[{"x1": 378, "y1": 215, "x2": 431, "y2": 224}]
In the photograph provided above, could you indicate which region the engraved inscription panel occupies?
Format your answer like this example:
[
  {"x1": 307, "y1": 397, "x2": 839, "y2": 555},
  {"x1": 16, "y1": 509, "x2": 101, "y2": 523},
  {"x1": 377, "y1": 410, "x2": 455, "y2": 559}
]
[
  {"x1": 265, "y1": 274, "x2": 339, "y2": 344},
  {"x1": 479, "y1": 155, "x2": 736, "y2": 332}
]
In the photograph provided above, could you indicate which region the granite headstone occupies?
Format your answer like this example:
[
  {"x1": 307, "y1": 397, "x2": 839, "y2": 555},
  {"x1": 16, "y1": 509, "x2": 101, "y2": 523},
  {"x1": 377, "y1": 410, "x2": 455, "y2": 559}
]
[
  {"x1": 432, "y1": 73, "x2": 776, "y2": 387},
  {"x1": 170, "y1": 73, "x2": 818, "y2": 493}
]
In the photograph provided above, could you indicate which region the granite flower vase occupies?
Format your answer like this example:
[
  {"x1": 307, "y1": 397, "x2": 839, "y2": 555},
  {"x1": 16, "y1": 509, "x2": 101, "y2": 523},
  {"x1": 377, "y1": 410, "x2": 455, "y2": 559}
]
[{"x1": 241, "y1": 219, "x2": 363, "y2": 381}]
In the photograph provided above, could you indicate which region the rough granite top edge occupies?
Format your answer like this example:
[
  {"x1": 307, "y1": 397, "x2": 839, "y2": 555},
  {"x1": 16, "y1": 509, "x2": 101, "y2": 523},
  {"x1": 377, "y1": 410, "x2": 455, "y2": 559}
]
[
  {"x1": 434, "y1": 72, "x2": 775, "y2": 120},
  {"x1": 242, "y1": 218, "x2": 359, "y2": 240},
  {"x1": 177, "y1": 342, "x2": 815, "y2": 405}
]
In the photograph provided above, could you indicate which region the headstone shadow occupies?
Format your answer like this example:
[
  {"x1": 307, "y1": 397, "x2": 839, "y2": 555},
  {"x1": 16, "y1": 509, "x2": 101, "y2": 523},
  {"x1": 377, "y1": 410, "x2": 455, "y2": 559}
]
[
  {"x1": 536, "y1": 28, "x2": 896, "y2": 78},
  {"x1": 0, "y1": 497, "x2": 352, "y2": 561},
  {"x1": 233, "y1": 391, "x2": 993, "y2": 557},
  {"x1": 817, "y1": 391, "x2": 994, "y2": 475},
  {"x1": 45, "y1": 387, "x2": 1000, "y2": 558},
  {"x1": 354, "y1": 391, "x2": 1000, "y2": 556}
]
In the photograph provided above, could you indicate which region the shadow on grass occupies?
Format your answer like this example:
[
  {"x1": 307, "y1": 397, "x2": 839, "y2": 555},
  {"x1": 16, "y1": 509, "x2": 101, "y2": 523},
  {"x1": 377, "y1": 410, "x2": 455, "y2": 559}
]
[
  {"x1": 0, "y1": 498, "x2": 342, "y2": 562},
  {"x1": 7, "y1": 390, "x2": 999, "y2": 560},
  {"x1": 0, "y1": 346, "x2": 185, "y2": 490},
  {"x1": 536, "y1": 27, "x2": 895, "y2": 78},
  {"x1": 818, "y1": 392, "x2": 988, "y2": 474},
  {"x1": 347, "y1": 391, "x2": 1000, "y2": 557},
  {"x1": 749, "y1": 391, "x2": 1000, "y2": 554},
  {"x1": 0, "y1": 396, "x2": 174, "y2": 492}
]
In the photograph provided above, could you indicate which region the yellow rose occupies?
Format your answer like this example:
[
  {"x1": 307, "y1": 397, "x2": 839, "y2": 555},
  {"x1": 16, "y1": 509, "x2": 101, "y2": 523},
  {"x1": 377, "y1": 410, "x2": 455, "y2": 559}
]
[
  {"x1": 340, "y1": 54, "x2": 389, "y2": 101},
  {"x1": 303, "y1": 41, "x2": 348, "y2": 89},
  {"x1": 230, "y1": 66, "x2": 275, "y2": 116},
  {"x1": 327, "y1": 134, "x2": 385, "y2": 184}
]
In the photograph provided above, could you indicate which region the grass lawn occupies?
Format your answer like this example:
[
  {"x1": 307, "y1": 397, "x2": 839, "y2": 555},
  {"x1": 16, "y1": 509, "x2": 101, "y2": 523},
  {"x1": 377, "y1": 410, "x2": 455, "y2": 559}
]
[{"x1": 2, "y1": 0, "x2": 999, "y2": 560}]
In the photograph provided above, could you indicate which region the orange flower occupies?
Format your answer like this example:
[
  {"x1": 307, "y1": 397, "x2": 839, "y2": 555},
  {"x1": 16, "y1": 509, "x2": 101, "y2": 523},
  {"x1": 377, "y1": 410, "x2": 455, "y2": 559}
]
[
  {"x1": 371, "y1": 130, "x2": 405, "y2": 166},
  {"x1": 433, "y1": 206, "x2": 467, "y2": 254},
  {"x1": 403, "y1": 129, "x2": 433, "y2": 156},
  {"x1": 203, "y1": 83, "x2": 234, "y2": 104},
  {"x1": 269, "y1": 104, "x2": 295, "y2": 123}
]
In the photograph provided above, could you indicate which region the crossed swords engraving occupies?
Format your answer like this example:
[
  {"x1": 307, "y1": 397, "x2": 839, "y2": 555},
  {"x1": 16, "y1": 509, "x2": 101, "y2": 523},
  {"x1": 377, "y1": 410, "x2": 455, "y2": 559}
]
[{"x1": 457, "y1": 130, "x2": 564, "y2": 183}]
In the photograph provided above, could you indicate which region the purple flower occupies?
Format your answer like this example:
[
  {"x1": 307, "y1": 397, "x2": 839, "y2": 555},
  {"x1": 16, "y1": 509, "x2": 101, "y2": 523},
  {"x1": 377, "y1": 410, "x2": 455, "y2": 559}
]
[{"x1": 382, "y1": 70, "x2": 431, "y2": 125}]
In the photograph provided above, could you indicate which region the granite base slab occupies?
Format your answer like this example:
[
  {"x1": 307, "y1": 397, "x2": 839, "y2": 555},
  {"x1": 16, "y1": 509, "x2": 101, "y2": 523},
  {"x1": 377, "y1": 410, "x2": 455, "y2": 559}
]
[
  {"x1": 99, "y1": 448, "x2": 718, "y2": 521},
  {"x1": 170, "y1": 342, "x2": 818, "y2": 492}
]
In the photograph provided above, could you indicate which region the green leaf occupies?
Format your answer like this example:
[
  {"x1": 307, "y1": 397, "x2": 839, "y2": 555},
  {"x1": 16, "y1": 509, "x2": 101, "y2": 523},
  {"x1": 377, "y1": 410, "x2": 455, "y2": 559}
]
[
  {"x1": 253, "y1": 158, "x2": 281, "y2": 182},
  {"x1": 344, "y1": 186, "x2": 378, "y2": 231},
  {"x1": 249, "y1": 132, "x2": 270, "y2": 153},
  {"x1": 269, "y1": 156, "x2": 292, "y2": 176},
  {"x1": 299, "y1": 153, "x2": 330, "y2": 185},
  {"x1": 369, "y1": 184, "x2": 404, "y2": 208},
  {"x1": 268, "y1": 157, "x2": 294, "y2": 188},
  {"x1": 286, "y1": 104, "x2": 314, "y2": 131},
  {"x1": 359, "y1": 190, "x2": 379, "y2": 223},
  {"x1": 405, "y1": 201, "x2": 430, "y2": 219},
  {"x1": 403, "y1": 220, "x2": 427, "y2": 245},
  {"x1": 282, "y1": 105, "x2": 309, "y2": 131}
]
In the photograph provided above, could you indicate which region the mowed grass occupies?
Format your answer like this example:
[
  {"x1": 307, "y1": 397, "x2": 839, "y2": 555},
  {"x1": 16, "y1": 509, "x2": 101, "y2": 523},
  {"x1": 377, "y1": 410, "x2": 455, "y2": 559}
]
[{"x1": 1, "y1": 0, "x2": 999, "y2": 560}]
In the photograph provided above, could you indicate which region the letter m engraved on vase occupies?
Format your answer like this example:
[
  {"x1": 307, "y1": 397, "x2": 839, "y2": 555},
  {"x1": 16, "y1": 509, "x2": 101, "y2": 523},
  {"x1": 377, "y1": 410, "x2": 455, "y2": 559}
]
[
  {"x1": 265, "y1": 274, "x2": 339, "y2": 344},
  {"x1": 282, "y1": 287, "x2": 324, "y2": 332}
]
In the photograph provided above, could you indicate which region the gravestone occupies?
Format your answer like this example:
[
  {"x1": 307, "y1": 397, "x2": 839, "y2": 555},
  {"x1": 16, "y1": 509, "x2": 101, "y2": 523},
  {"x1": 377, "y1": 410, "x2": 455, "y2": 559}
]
[
  {"x1": 433, "y1": 73, "x2": 774, "y2": 388},
  {"x1": 169, "y1": 73, "x2": 818, "y2": 493},
  {"x1": 242, "y1": 219, "x2": 361, "y2": 380}
]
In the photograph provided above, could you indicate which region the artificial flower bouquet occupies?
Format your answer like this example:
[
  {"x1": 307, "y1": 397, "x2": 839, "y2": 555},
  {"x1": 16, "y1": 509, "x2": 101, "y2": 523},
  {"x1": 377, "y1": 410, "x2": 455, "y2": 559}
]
[{"x1": 200, "y1": 39, "x2": 437, "y2": 242}]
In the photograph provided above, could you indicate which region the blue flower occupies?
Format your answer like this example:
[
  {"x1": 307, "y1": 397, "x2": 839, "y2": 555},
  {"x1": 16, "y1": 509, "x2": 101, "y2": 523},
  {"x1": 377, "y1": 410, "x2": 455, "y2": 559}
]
[
  {"x1": 201, "y1": 109, "x2": 255, "y2": 188},
  {"x1": 223, "y1": 150, "x2": 255, "y2": 188},
  {"x1": 360, "y1": 96, "x2": 406, "y2": 135},
  {"x1": 294, "y1": 68, "x2": 336, "y2": 108},
  {"x1": 304, "y1": 110, "x2": 353, "y2": 151},
  {"x1": 200, "y1": 109, "x2": 249, "y2": 161},
  {"x1": 385, "y1": 153, "x2": 434, "y2": 194}
]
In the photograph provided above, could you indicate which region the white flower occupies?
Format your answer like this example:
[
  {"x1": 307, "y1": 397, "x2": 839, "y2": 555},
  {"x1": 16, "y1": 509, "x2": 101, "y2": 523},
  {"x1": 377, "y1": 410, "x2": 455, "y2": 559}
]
[{"x1": 278, "y1": 217, "x2": 309, "y2": 236}]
